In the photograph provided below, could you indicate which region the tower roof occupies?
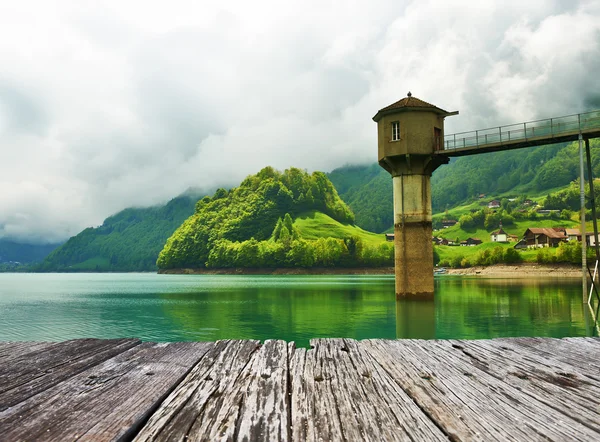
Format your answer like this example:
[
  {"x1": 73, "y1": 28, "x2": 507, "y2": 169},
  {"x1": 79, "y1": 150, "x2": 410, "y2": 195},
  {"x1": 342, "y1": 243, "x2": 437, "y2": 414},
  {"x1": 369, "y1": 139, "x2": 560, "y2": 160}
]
[{"x1": 372, "y1": 92, "x2": 456, "y2": 122}]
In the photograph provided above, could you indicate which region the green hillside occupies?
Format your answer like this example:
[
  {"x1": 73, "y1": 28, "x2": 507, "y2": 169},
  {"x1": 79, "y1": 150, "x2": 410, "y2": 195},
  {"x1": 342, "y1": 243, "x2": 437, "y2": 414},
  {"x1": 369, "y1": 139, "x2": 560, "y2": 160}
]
[
  {"x1": 37, "y1": 194, "x2": 201, "y2": 272},
  {"x1": 328, "y1": 138, "x2": 600, "y2": 233},
  {"x1": 294, "y1": 211, "x2": 385, "y2": 246},
  {"x1": 158, "y1": 167, "x2": 393, "y2": 270}
]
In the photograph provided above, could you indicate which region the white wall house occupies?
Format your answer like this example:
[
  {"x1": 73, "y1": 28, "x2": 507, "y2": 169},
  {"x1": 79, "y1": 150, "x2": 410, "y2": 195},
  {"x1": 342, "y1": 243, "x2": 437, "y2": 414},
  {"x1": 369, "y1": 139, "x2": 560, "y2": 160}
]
[{"x1": 490, "y1": 227, "x2": 508, "y2": 243}]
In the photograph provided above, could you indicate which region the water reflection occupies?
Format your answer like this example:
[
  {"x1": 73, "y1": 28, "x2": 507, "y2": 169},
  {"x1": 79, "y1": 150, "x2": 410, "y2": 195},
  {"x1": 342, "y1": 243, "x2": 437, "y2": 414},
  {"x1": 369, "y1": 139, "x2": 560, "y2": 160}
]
[
  {"x1": 0, "y1": 274, "x2": 596, "y2": 345},
  {"x1": 395, "y1": 299, "x2": 435, "y2": 339}
]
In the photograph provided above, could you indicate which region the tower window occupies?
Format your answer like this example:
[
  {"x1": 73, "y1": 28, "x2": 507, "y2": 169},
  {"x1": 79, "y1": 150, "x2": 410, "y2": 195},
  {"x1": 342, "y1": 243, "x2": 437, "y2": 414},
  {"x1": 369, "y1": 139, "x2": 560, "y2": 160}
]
[{"x1": 391, "y1": 121, "x2": 400, "y2": 141}]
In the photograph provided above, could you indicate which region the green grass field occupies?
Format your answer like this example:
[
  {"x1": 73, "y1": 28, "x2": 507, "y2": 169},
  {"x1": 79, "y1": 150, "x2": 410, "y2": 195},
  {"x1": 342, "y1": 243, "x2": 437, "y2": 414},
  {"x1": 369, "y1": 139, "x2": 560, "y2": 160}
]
[{"x1": 295, "y1": 211, "x2": 386, "y2": 246}]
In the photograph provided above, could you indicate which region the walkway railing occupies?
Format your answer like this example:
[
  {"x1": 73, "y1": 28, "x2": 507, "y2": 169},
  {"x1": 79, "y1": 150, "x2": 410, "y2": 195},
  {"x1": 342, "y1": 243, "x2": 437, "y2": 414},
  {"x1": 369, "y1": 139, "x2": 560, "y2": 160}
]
[{"x1": 444, "y1": 110, "x2": 600, "y2": 151}]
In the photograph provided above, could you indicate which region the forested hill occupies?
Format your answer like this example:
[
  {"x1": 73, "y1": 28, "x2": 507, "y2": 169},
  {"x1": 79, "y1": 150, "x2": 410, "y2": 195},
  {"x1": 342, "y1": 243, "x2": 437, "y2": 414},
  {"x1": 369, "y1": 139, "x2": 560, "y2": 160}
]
[
  {"x1": 157, "y1": 167, "x2": 357, "y2": 270},
  {"x1": 37, "y1": 194, "x2": 202, "y2": 272},
  {"x1": 328, "y1": 139, "x2": 600, "y2": 233},
  {"x1": 327, "y1": 163, "x2": 391, "y2": 234}
]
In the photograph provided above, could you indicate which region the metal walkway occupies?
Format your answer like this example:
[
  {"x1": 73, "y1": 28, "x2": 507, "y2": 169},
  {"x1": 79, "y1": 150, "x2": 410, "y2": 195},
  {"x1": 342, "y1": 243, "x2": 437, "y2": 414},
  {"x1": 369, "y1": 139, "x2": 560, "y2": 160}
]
[{"x1": 440, "y1": 110, "x2": 600, "y2": 157}]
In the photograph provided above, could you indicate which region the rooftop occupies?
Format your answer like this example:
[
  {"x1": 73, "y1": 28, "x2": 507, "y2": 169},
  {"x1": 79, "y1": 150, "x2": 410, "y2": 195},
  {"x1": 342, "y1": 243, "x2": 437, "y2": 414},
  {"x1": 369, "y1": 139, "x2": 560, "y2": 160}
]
[
  {"x1": 526, "y1": 227, "x2": 567, "y2": 239},
  {"x1": 372, "y1": 92, "x2": 456, "y2": 121}
]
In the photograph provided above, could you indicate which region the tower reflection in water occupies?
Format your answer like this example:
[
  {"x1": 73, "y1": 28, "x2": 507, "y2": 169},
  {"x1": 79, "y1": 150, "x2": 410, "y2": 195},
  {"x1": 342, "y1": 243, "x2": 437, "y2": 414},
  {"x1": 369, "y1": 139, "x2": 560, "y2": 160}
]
[{"x1": 396, "y1": 298, "x2": 435, "y2": 339}]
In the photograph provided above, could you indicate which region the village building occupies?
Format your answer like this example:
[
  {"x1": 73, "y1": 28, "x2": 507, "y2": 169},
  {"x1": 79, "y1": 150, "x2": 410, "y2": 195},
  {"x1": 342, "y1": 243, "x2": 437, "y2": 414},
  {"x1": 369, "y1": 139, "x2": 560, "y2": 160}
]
[
  {"x1": 460, "y1": 237, "x2": 482, "y2": 246},
  {"x1": 523, "y1": 228, "x2": 567, "y2": 248},
  {"x1": 564, "y1": 229, "x2": 600, "y2": 246},
  {"x1": 490, "y1": 227, "x2": 508, "y2": 243},
  {"x1": 565, "y1": 228, "x2": 580, "y2": 242},
  {"x1": 385, "y1": 233, "x2": 395, "y2": 242},
  {"x1": 441, "y1": 220, "x2": 457, "y2": 228},
  {"x1": 488, "y1": 200, "x2": 500, "y2": 209}
]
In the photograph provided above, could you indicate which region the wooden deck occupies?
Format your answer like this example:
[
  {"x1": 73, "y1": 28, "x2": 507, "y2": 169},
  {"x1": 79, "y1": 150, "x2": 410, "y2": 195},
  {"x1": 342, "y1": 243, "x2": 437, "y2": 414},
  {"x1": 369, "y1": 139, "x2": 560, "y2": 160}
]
[{"x1": 1, "y1": 337, "x2": 599, "y2": 441}]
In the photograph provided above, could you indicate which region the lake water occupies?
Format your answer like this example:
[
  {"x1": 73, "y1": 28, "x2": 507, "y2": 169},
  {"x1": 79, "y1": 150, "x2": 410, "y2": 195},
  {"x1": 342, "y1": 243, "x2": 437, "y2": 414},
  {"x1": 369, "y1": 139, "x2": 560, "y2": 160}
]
[{"x1": 0, "y1": 273, "x2": 596, "y2": 347}]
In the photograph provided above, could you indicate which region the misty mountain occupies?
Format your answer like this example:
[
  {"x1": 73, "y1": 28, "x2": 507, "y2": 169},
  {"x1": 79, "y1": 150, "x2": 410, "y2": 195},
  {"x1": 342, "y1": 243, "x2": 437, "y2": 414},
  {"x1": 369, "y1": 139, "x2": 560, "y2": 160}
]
[
  {"x1": 0, "y1": 239, "x2": 62, "y2": 265},
  {"x1": 37, "y1": 193, "x2": 204, "y2": 272}
]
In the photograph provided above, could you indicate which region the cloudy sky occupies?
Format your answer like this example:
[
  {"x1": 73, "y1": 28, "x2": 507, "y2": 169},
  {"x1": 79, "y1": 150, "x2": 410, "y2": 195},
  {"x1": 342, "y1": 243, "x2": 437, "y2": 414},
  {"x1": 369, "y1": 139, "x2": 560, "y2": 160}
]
[{"x1": 1, "y1": 0, "x2": 599, "y2": 243}]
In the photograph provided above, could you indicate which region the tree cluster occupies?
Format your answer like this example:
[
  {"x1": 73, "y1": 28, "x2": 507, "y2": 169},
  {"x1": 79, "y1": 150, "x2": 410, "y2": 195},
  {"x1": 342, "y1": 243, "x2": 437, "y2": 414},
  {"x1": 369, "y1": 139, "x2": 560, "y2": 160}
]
[
  {"x1": 437, "y1": 246, "x2": 522, "y2": 269},
  {"x1": 157, "y1": 168, "x2": 358, "y2": 269}
]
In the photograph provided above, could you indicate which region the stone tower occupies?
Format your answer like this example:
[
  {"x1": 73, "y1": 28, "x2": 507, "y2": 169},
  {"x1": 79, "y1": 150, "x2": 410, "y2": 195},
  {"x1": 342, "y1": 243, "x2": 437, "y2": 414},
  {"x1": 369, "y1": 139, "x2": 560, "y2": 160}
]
[{"x1": 373, "y1": 93, "x2": 457, "y2": 298}]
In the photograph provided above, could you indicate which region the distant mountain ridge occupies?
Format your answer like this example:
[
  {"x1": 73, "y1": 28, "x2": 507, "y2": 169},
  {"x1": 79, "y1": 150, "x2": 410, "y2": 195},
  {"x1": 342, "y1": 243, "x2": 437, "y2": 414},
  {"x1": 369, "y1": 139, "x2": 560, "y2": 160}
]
[
  {"x1": 0, "y1": 239, "x2": 62, "y2": 264},
  {"x1": 37, "y1": 193, "x2": 204, "y2": 272}
]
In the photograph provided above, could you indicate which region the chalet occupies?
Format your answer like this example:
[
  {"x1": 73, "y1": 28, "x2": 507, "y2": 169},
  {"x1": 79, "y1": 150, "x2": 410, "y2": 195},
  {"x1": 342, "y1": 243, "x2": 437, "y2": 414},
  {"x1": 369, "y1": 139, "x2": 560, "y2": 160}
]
[
  {"x1": 385, "y1": 233, "x2": 394, "y2": 242},
  {"x1": 490, "y1": 227, "x2": 508, "y2": 243},
  {"x1": 523, "y1": 228, "x2": 567, "y2": 248},
  {"x1": 488, "y1": 200, "x2": 500, "y2": 209},
  {"x1": 565, "y1": 229, "x2": 600, "y2": 246},
  {"x1": 460, "y1": 237, "x2": 482, "y2": 246},
  {"x1": 442, "y1": 220, "x2": 457, "y2": 228},
  {"x1": 508, "y1": 234, "x2": 519, "y2": 242},
  {"x1": 565, "y1": 228, "x2": 580, "y2": 242}
]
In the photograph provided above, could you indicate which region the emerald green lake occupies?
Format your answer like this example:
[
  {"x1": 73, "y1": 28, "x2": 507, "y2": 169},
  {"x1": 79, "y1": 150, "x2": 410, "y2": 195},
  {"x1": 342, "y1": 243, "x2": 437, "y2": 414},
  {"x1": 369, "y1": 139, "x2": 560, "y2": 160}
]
[{"x1": 0, "y1": 273, "x2": 596, "y2": 347}]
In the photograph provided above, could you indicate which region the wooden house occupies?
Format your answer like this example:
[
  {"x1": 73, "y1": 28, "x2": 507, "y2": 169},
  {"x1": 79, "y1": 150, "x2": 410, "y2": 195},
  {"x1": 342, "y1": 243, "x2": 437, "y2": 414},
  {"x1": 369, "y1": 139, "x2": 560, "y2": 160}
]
[
  {"x1": 460, "y1": 237, "x2": 482, "y2": 246},
  {"x1": 523, "y1": 228, "x2": 567, "y2": 248},
  {"x1": 442, "y1": 220, "x2": 457, "y2": 228}
]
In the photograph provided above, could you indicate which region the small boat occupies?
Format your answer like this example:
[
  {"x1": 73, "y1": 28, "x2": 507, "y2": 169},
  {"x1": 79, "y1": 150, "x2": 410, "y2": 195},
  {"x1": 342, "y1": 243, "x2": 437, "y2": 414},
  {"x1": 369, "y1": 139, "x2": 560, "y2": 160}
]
[{"x1": 434, "y1": 267, "x2": 447, "y2": 275}]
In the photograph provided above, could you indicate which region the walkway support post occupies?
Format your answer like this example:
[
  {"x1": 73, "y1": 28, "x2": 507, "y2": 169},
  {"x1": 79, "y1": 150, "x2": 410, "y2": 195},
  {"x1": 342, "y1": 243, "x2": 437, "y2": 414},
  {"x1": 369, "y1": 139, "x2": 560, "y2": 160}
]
[
  {"x1": 579, "y1": 133, "x2": 587, "y2": 299},
  {"x1": 373, "y1": 93, "x2": 457, "y2": 299},
  {"x1": 585, "y1": 138, "x2": 599, "y2": 260}
]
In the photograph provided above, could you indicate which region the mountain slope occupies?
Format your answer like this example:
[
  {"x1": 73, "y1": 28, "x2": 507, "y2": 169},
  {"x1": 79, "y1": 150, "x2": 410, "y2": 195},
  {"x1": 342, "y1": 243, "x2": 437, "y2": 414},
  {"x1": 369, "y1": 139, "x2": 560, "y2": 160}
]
[
  {"x1": 328, "y1": 139, "x2": 600, "y2": 232},
  {"x1": 327, "y1": 164, "x2": 392, "y2": 234},
  {"x1": 37, "y1": 194, "x2": 202, "y2": 272}
]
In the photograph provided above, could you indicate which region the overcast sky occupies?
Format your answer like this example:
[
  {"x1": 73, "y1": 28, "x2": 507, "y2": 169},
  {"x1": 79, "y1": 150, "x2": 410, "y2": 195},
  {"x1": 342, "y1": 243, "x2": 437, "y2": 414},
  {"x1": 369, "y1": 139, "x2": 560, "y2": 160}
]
[{"x1": 1, "y1": 0, "x2": 599, "y2": 243}]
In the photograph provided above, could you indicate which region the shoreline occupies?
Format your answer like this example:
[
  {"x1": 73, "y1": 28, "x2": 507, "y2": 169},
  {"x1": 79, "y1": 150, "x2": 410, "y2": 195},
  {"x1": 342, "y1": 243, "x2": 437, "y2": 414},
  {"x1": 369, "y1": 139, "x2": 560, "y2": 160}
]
[
  {"x1": 444, "y1": 263, "x2": 583, "y2": 278},
  {"x1": 158, "y1": 267, "x2": 395, "y2": 275},
  {"x1": 158, "y1": 263, "x2": 584, "y2": 278}
]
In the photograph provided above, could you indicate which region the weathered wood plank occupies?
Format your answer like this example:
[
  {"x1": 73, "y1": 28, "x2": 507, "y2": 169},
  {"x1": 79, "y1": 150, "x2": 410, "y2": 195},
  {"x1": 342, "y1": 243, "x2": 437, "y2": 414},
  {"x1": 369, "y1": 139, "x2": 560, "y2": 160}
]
[
  {"x1": 361, "y1": 339, "x2": 600, "y2": 441},
  {"x1": 134, "y1": 339, "x2": 289, "y2": 442},
  {"x1": 0, "y1": 341, "x2": 55, "y2": 362},
  {"x1": 490, "y1": 337, "x2": 600, "y2": 380},
  {"x1": 448, "y1": 338, "x2": 600, "y2": 432},
  {"x1": 0, "y1": 341, "x2": 212, "y2": 441},
  {"x1": 0, "y1": 338, "x2": 140, "y2": 410},
  {"x1": 290, "y1": 338, "x2": 448, "y2": 442}
]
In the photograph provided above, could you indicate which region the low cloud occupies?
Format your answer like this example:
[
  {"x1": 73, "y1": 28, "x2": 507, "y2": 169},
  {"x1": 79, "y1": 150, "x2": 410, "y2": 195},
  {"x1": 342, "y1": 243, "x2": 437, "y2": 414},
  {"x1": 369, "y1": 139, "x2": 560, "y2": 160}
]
[{"x1": 1, "y1": 0, "x2": 599, "y2": 242}]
